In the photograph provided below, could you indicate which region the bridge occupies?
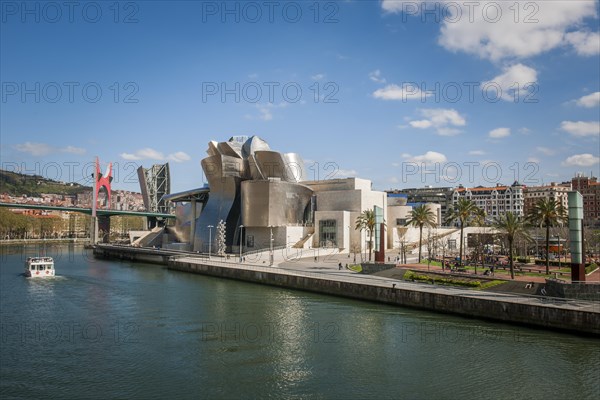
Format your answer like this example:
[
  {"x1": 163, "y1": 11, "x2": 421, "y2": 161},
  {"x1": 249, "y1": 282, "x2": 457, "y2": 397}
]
[
  {"x1": 0, "y1": 202, "x2": 175, "y2": 219},
  {"x1": 1, "y1": 158, "x2": 179, "y2": 243},
  {"x1": 0, "y1": 202, "x2": 176, "y2": 243}
]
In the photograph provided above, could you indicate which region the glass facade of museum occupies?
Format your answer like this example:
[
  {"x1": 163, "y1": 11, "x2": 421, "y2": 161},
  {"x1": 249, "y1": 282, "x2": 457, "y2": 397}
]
[{"x1": 319, "y1": 219, "x2": 337, "y2": 247}]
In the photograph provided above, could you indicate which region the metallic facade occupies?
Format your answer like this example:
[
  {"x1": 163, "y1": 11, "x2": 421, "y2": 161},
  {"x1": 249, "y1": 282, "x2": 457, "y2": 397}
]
[{"x1": 191, "y1": 136, "x2": 313, "y2": 252}]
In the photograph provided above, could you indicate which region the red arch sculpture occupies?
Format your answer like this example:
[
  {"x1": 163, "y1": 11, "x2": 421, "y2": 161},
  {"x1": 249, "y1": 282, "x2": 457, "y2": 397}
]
[{"x1": 95, "y1": 157, "x2": 113, "y2": 209}]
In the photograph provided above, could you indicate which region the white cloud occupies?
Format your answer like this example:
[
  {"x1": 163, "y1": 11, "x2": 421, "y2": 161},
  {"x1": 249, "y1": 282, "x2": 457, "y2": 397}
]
[
  {"x1": 489, "y1": 127, "x2": 511, "y2": 139},
  {"x1": 469, "y1": 150, "x2": 486, "y2": 156},
  {"x1": 560, "y1": 121, "x2": 600, "y2": 137},
  {"x1": 562, "y1": 154, "x2": 600, "y2": 167},
  {"x1": 246, "y1": 103, "x2": 288, "y2": 121},
  {"x1": 388, "y1": 176, "x2": 399, "y2": 184},
  {"x1": 14, "y1": 142, "x2": 86, "y2": 156},
  {"x1": 257, "y1": 107, "x2": 273, "y2": 121},
  {"x1": 484, "y1": 64, "x2": 538, "y2": 102},
  {"x1": 565, "y1": 31, "x2": 600, "y2": 56},
  {"x1": 437, "y1": 127, "x2": 462, "y2": 136},
  {"x1": 381, "y1": 0, "x2": 412, "y2": 13},
  {"x1": 120, "y1": 152, "x2": 142, "y2": 160},
  {"x1": 408, "y1": 108, "x2": 466, "y2": 136},
  {"x1": 407, "y1": 151, "x2": 447, "y2": 164},
  {"x1": 373, "y1": 83, "x2": 430, "y2": 101},
  {"x1": 138, "y1": 148, "x2": 165, "y2": 160},
  {"x1": 527, "y1": 157, "x2": 540, "y2": 164},
  {"x1": 382, "y1": 1, "x2": 598, "y2": 62},
  {"x1": 409, "y1": 120, "x2": 432, "y2": 129},
  {"x1": 120, "y1": 148, "x2": 190, "y2": 163},
  {"x1": 369, "y1": 70, "x2": 386, "y2": 84},
  {"x1": 536, "y1": 147, "x2": 556, "y2": 156},
  {"x1": 61, "y1": 146, "x2": 86, "y2": 155},
  {"x1": 14, "y1": 142, "x2": 53, "y2": 156},
  {"x1": 311, "y1": 73, "x2": 325, "y2": 81},
  {"x1": 575, "y1": 92, "x2": 600, "y2": 108},
  {"x1": 519, "y1": 127, "x2": 532, "y2": 135},
  {"x1": 167, "y1": 152, "x2": 191, "y2": 163}
]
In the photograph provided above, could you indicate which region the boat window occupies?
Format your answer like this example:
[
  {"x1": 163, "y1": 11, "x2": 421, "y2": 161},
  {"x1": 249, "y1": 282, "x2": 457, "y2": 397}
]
[
  {"x1": 30, "y1": 266, "x2": 35, "y2": 270},
  {"x1": 38, "y1": 265, "x2": 45, "y2": 271}
]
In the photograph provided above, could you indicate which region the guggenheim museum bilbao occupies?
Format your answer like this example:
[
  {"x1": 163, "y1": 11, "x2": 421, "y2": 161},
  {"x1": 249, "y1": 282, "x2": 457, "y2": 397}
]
[{"x1": 161, "y1": 136, "x2": 441, "y2": 255}]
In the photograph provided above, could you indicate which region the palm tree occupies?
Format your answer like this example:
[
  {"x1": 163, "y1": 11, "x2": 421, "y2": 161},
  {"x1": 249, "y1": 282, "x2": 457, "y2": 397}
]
[
  {"x1": 471, "y1": 207, "x2": 487, "y2": 275},
  {"x1": 527, "y1": 198, "x2": 568, "y2": 275},
  {"x1": 406, "y1": 204, "x2": 437, "y2": 263},
  {"x1": 355, "y1": 209, "x2": 376, "y2": 262},
  {"x1": 493, "y1": 212, "x2": 531, "y2": 279},
  {"x1": 445, "y1": 198, "x2": 480, "y2": 266}
]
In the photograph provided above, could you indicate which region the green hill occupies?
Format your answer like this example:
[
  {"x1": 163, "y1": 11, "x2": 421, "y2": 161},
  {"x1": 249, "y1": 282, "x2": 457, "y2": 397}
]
[{"x1": 0, "y1": 169, "x2": 91, "y2": 197}]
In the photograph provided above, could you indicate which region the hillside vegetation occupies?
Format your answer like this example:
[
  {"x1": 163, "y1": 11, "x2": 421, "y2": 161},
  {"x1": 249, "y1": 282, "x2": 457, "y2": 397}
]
[{"x1": 0, "y1": 170, "x2": 91, "y2": 197}]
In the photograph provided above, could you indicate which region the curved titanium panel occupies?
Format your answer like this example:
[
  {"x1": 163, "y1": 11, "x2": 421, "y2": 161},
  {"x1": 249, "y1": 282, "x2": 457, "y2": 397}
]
[
  {"x1": 195, "y1": 155, "x2": 244, "y2": 251},
  {"x1": 247, "y1": 154, "x2": 264, "y2": 180},
  {"x1": 242, "y1": 135, "x2": 270, "y2": 158},
  {"x1": 207, "y1": 141, "x2": 220, "y2": 157},
  {"x1": 188, "y1": 135, "x2": 311, "y2": 252},
  {"x1": 217, "y1": 141, "x2": 243, "y2": 158},
  {"x1": 282, "y1": 153, "x2": 306, "y2": 183},
  {"x1": 254, "y1": 151, "x2": 289, "y2": 181},
  {"x1": 241, "y1": 180, "x2": 313, "y2": 227}
]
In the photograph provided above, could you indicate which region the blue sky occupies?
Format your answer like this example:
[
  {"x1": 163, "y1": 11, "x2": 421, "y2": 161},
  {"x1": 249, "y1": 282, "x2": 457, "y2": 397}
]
[{"x1": 1, "y1": 0, "x2": 599, "y2": 193}]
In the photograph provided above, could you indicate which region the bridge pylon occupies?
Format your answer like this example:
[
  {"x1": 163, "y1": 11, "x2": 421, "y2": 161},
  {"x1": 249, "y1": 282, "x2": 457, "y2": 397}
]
[{"x1": 91, "y1": 157, "x2": 113, "y2": 244}]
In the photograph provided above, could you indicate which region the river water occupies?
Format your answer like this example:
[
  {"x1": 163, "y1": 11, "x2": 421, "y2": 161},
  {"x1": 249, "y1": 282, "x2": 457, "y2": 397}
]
[{"x1": 1, "y1": 244, "x2": 598, "y2": 399}]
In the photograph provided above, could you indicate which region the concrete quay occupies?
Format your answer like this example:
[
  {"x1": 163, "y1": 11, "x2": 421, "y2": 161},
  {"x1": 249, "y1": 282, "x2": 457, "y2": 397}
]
[{"x1": 167, "y1": 255, "x2": 600, "y2": 336}]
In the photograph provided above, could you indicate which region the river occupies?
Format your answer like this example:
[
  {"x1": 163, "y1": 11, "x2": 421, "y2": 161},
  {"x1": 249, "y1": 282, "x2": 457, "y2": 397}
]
[{"x1": 1, "y1": 244, "x2": 598, "y2": 399}]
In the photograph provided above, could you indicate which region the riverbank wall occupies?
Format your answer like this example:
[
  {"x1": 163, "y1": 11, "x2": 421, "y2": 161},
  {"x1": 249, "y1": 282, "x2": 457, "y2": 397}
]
[{"x1": 93, "y1": 244, "x2": 600, "y2": 336}]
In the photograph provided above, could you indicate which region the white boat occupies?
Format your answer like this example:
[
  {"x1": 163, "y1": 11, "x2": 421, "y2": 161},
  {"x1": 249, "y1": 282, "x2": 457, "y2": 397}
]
[{"x1": 25, "y1": 257, "x2": 55, "y2": 278}]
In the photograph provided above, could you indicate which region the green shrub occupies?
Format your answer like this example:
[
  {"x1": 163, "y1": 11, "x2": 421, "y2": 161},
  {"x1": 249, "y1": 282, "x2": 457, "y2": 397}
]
[
  {"x1": 585, "y1": 263, "x2": 598, "y2": 275},
  {"x1": 516, "y1": 257, "x2": 531, "y2": 263},
  {"x1": 534, "y1": 259, "x2": 563, "y2": 267},
  {"x1": 348, "y1": 264, "x2": 362, "y2": 273},
  {"x1": 404, "y1": 270, "x2": 481, "y2": 288}
]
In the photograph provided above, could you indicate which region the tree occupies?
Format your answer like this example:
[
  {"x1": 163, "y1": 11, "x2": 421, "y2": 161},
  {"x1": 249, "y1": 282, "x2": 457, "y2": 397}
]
[
  {"x1": 396, "y1": 226, "x2": 408, "y2": 264},
  {"x1": 493, "y1": 212, "x2": 531, "y2": 279},
  {"x1": 527, "y1": 198, "x2": 568, "y2": 275},
  {"x1": 471, "y1": 207, "x2": 487, "y2": 275},
  {"x1": 406, "y1": 204, "x2": 436, "y2": 263},
  {"x1": 445, "y1": 198, "x2": 480, "y2": 267},
  {"x1": 355, "y1": 209, "x2": 376, "y2": 262}
]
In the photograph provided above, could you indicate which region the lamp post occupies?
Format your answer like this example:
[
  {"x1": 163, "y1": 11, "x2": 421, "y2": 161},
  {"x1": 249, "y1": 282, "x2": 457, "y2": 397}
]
[
  {"x1": 556, "y1": 234, "x2": 561, "y2": 269},
  {"x1": 208, "y1": 225, "x2": 213, "y2": 259},
  {"x1": 269, "y1": 225, "x2": 274, "y2": 266},
  {"x1": 239, "y1": 225, "x2": 244, "y2": 263}
]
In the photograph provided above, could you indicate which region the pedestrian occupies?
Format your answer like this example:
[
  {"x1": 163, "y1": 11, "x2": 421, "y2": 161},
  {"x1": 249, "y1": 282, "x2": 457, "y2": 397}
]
[{"x1": 338, "y1": 262, "x2": 342, "y2": 270}]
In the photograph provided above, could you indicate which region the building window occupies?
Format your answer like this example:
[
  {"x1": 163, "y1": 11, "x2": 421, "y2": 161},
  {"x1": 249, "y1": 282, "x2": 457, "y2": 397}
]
[
  {"x1": 319, "y1": 220, "x2": 337, "y2": 247},
  {"x1": 396, "y1": 218, "x2": 407, "y2": 226}
]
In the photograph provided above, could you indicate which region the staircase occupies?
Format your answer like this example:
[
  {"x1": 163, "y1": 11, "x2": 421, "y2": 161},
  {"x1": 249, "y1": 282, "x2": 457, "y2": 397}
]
[{"x1": 132, "y1": 226, "x2": 164, "y2": 248}]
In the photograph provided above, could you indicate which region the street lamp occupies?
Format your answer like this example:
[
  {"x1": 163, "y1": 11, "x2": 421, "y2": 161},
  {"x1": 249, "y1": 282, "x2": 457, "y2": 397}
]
[
  {"x1": 555, "y1": 234, "x2": 561, "y2": 269},
  {"x1": 239, "y1": 225, "x2": 244, "y2": 263},
  {"x1": 207, "y1": 225, "x2": 214, "y2": 259},
  {"x1": 269, "y1": 225, "x2": 274, "y2": 266}
]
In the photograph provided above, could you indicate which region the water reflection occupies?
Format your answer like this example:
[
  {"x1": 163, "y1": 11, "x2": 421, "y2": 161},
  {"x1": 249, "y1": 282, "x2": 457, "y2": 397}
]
[{"x1": 1, "y1": 245, "x2": 599, "y2": 400}]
